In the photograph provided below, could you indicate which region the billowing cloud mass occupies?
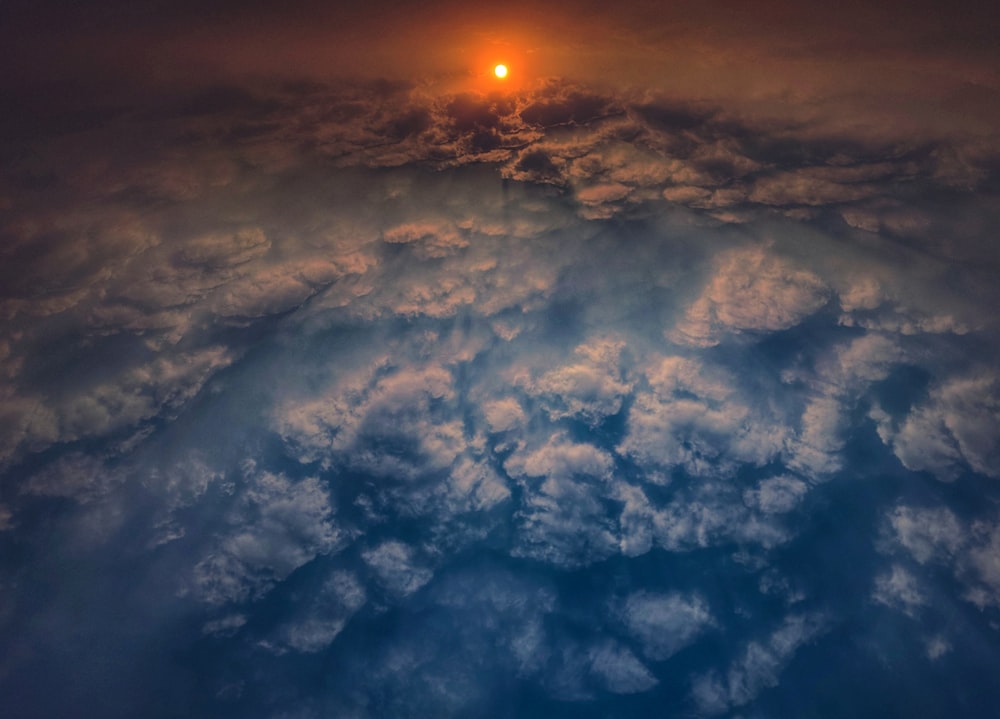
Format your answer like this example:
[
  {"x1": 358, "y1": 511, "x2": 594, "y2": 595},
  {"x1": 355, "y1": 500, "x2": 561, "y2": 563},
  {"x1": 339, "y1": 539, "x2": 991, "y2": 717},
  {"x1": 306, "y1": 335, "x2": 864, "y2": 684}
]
[
  {"x1": 1, "y1": 0, "x2": 999, "y2": 717},
  {"x1": 670, "y1": 246, "x2": 830, "y2": 346}
]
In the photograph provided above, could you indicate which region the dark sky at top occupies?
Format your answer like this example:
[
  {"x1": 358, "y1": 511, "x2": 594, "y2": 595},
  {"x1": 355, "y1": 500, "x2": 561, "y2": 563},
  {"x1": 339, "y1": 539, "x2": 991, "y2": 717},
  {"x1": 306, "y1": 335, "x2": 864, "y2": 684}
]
[
  {"x1": 2, "y1": 1, "x2": 1000, "y2": 718},
  {"x1": 4, "y1": 1, "x2": 999, "y2": 102}
]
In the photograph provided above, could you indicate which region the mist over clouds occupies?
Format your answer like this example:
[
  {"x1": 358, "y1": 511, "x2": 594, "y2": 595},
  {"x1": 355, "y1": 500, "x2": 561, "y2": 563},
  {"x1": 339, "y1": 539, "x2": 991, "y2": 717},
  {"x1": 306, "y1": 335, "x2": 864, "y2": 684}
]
[{"x1": 2, "y1": 1, "x2": 1000, "y2": 717}]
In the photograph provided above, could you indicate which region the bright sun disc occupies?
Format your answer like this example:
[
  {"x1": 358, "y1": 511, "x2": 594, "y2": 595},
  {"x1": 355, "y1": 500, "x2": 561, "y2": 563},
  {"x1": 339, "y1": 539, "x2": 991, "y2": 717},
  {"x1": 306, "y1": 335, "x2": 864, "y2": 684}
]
[{"x1": 494, "y1": 64, "x2": 508, "y2": 78}]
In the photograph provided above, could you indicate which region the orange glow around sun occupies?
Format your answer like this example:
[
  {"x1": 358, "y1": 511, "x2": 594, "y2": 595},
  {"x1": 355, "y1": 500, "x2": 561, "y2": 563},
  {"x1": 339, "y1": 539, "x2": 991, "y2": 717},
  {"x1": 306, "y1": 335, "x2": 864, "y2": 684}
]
[{"x1": 457, "y1": 37, "x2": 534, "y2": 93}]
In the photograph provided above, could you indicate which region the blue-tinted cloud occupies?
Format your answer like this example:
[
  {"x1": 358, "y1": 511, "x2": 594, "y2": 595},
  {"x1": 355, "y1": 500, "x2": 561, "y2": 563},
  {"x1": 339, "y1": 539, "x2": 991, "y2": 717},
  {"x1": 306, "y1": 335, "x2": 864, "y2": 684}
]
[{"x1": 1, "y1": 24, "x2": 999, "y2": 717}]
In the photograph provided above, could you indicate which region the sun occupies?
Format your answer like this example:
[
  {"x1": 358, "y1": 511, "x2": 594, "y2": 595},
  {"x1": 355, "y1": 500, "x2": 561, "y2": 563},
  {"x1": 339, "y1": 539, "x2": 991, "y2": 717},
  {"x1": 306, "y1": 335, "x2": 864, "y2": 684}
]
[{"x1": 493, "y1": 64, "x2": 508, "y2": 79}]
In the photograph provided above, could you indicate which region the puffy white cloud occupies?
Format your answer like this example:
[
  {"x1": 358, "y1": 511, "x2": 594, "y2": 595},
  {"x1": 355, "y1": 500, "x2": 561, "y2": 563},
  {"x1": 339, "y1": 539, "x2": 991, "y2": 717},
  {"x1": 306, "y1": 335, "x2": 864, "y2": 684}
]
[
  {"x1": 926, "y1": 635, "x2": 952, "y2": 660},
  {"x1": 829, "y1": 228, "x2": 985, "y2": 340},
  {"x1": 201, "y1": 613, "x2": 247, "y2": 637},
  {"x1": 614, "y1": 478, "x2": 789, "y2": 557},
  {"x1": 787, "y1": 396, "x2": 848, "y2": 477},
  {"x1": 872, "y1": 565, "x2": 926, "y2": 617},
  {"x1": 881, "y1": 372, "x2": 1000, "y2": 481},
  {"x1": 587, "y1": 641, "x2": 658, "y2": 694},
  {"x1": 138, "y1": 456, "x2": 223, "y2": 551},
  {"x1": 192, "y1": 469, "x2": 346, "y2": 605},
  {"x1": 787, "y1": 334, "x2": 904, "y2": 479},
  {"x1": 482, "y1": 397, "x2": 526, "y2": 433},
  {"x1": 838, "y1": 309, "x2": 973, "y2": 336},
  {"x1": 371, "y1": 239, "x2": 562, "y2": 319},
  {"x1": 268, "y1": 571, "x2": 366, "y2": 653},
  {"x1": 510, "y1": 474, "x2": 619, "y2": 568},
  {"x1": 504, "y1": 434, "x2": 614, "y2": 482},
  {"x1": 821, "y1": 333, "x2": 905, "y2": 389},
  {"x1": 362, "y1": 540, "x2": 433, "y2": 598},
  {"x1": 670, "y1": 245, "x2": 829, "y2": 347},
  {"x1": 617, "y1": 591, "x2": 714, "y2": 660},
  {"x1": 443, "y1": 457, "x2": 511, "y2": 513},
  {"x1": 275, "y1": 361, "x2": 466, "y2": 477},
  {"x1": 743, "y1": 475, "x2": 809, "y2": 514},
  {"x1": 108, "y1": 228, "x2": 274, "y2": 320},
  {"x1": 208, "y1": 266, "x2": 320, "y2": 319},
  {"x1": 503, "y1": 435, "x2": 618, "y2": 567},
  {"x1": 613, "y1": 483, "x2": 656, "y2": 557},
  {"x1": 654, "y1": 496, "x2": 787, "y2": 551},
  {"x1": 837, "y1": 276, "x2": 886, "y2": 313},
  {"x1": 887, "y1": 505, "x2": 965, "y2": 565},
  {"x1": 691, "y1": 613, "x2": 828, "y2": 715},
  {"x1": 886, "y1": 504, "x2": 1000, "y2": 610},
  {"x1": 545, "y1": 638, "x2": 658, "y2": 700},
  {"x1": 60, "y1": 347, "x2": 232, "y2": 436},
  {"x1": 0, "y1": 211, "x2": 158, "y2": 324},
  {"x1": 619, "y1": 356, "x2": 786, "y2": 477},
  {"x1": 518, "y1": 338, "x2": 631, "y2": 426}
]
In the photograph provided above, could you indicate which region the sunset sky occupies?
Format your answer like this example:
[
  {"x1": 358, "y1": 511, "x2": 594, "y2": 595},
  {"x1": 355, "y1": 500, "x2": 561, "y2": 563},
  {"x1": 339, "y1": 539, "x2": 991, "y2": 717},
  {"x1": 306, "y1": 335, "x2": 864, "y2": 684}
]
[{"x1": 2, "y1": 1, "x2": 1000, "y2": 717}]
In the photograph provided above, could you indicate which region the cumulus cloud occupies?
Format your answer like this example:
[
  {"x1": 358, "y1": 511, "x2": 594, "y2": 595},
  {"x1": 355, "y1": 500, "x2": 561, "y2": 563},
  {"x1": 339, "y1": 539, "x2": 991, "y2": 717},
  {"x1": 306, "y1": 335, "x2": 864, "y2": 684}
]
[
  {"x1": 587, "y1": 641, "x2": 658, "y2": 694},
  {"x1": 888, "y1": 505, "x2": 966, "y2": 565},
  {"x1": 192, "y1": 468, "x2": 347, "y2": 605},
  {"x1": 275, "y1": 361, "x2": 466, "y2": 477},
  {"x1": 509, "y1": 471, "x2": 619, "y2": 568},
  {"x1": 482, "y1": 397, "x2": 526, "y2": 433},
  {"x1": 439, "y1": 456, "x2": 511, "y2": 513},
  {"x1": 926, "y1": 635, "x2": 952, "y2": 660},
  {"x1": 879, "y1": 372, "x2": 1000, "y2": 481},
  {"x1": 691, "y1": 613, "x2": 828, "y2": 715},
  {"x1": 267, "y1": 570, "x2": 367, "y2": 653},
  {"x1": 518, "y1": 337, "x2": 631, "y2": 426},
  {"x1": 504, "y1": 433, "x2": 614, "y2": 482},
  {"x1": 614, "y1": 476, "x2": 789, "y2": 558},
  {"x1": 1, "y1": 346, "x2": 233, "y2": 465},
  {"x1": 499, "y1": 434, "x2": 621, "y2": 567},
  {"x1": 786, "y1": 333, "x2": 904, "y2": 479},
  {"x1": 619, "y1": 355, "x2": 786, "y2": 477},
  {"x1": 617, "y1": 591, "x2": 715, "y2": 660},
  {"x1": 872, "y1": 565, "x2": 926, "y2": 617},
  {"x1": 742, "y1": 475, "x2": 809, "y2": 514},
  {"x1": 362, "y1": 540, "x2": 433, "y2": 598},
  {"x1": 545, "y1": 638, "x2": 658, "y2": 700},
  {"x1": 886, "y1": 504, "x2": 1000, "y2": 610},
  {"x1": 669, "y1": 245, "x2": 829, "y2": 347}
]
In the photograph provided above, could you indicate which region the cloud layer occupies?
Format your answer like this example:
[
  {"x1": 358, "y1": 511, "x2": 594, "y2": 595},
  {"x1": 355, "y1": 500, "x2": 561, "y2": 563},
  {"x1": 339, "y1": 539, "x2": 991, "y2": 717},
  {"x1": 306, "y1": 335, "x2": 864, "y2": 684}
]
[{"x1": 2, "y1": 7, "x2": 1000, "y2": 716}]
